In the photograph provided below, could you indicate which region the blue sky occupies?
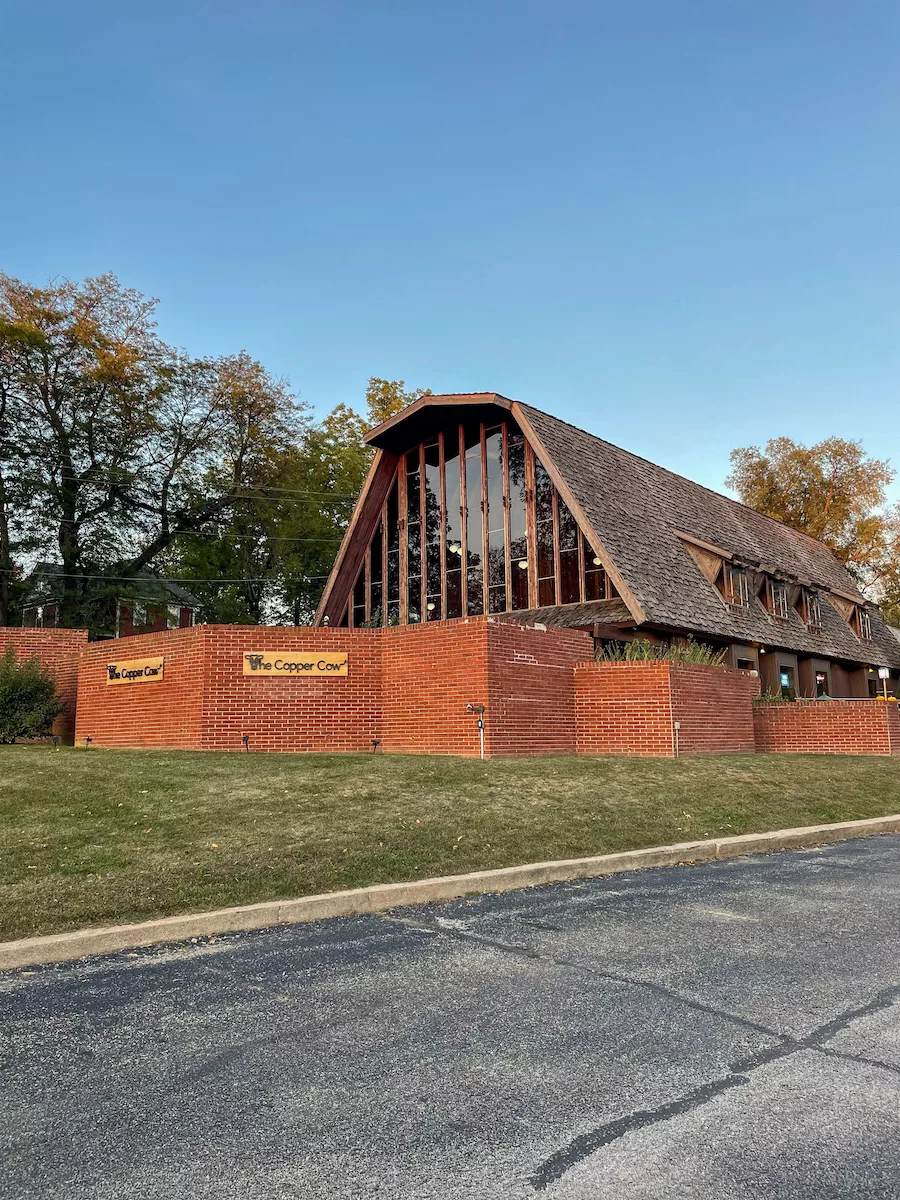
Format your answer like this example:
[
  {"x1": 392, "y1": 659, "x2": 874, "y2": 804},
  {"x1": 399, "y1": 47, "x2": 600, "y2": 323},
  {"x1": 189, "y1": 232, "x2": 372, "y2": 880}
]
[{"x1": 2, "y1": 0, "x2": 898, "y2": 495}]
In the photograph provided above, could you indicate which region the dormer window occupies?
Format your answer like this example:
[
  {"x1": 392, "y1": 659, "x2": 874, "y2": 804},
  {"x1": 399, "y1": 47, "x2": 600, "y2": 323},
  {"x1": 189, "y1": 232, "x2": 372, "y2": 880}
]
[
  {"x1": 723, "y1": 564, "x2": 750, "y2": 607},
  {"x1": 804, "y1": 590, "x2": 823, "y2": 631},
  {"x1": 855, "y1": 607, "x2": 872, "y2": 640},
  {"x1": 768, "y1": 580, "x2": 789, "y2": 620}
]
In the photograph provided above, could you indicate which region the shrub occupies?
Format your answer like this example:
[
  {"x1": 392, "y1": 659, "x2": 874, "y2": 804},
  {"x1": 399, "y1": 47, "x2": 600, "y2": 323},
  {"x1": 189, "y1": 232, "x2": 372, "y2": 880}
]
[
  {"x1": 753, "y1": 689, "x2": 794, "y2": 704},
  {"x1": 596, "y1": 636, "x2": 727, "y2": 666},
  {"x1": 0, "y1": 648, "x2": 64, "y2": 743}
]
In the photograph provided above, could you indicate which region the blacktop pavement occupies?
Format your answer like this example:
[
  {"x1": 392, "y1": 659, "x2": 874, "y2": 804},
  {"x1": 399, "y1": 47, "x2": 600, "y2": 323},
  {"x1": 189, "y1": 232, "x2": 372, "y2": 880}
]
[{"x1": 4, "y1": 834, "x2": 900, "y2": 1198}]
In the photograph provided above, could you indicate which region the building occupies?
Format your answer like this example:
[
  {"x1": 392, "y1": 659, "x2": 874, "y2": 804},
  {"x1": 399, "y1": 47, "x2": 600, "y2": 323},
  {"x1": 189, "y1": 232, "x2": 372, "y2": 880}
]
[
  {"x1": 315, "y1": 393, "x2": 900, "y2": 697},
  {"x1": 21, "y1": 564, "x2": 200, "y2": 639}
]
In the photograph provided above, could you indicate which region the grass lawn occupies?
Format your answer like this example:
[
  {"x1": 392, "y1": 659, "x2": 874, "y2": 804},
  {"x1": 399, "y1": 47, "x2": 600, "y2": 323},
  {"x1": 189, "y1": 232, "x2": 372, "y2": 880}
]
[{"x1": 2, "y1": 745, "x2": 900, "y2": 941}]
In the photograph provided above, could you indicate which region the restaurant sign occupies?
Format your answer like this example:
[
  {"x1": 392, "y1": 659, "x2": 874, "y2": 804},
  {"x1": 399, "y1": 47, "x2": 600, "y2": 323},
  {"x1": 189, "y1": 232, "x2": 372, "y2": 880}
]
[
  {"x1": 107, "y1": 657, "x2": 164, "y2": 685},
  {"x1": 243, "y1": 652, "x2": 348, "y2": 677}
]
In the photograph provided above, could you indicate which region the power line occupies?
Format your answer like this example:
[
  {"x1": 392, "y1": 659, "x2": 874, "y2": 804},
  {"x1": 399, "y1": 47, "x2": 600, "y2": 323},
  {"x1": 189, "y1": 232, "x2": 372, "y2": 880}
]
[{"x1": 3, "y1": 567, "x2": 335, "y2": 584}]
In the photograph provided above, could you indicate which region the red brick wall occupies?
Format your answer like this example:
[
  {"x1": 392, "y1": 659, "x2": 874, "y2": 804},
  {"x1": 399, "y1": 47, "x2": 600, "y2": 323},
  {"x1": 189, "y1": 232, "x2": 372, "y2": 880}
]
[
  {"x1": 753, "y1": 700, "x2": 900, "y2": 756},
  {"x1": 670, "y1": 662, "x2": 760, "y2": 755},
  {"x1": 76, "y1": 627, "x2": 206, "y2": 749},
  {"x1": 487, "y1": 622, "x2": 592, "y2": 756},
  {"x1": 0, "y1": 627, "x2": 88, "y2": 737},
  {"x1": 380, "y1": 620, "x2": 490, "y2": 756},
  {"x1": 574, "y1": 660, "x2": 759, "y2": 757},
  {"x1": 200, "y1": 626, "x2": 382, "y2": 753},
  {"x1": 575, "y1": 661, "x2": 675, "y2": 756}
]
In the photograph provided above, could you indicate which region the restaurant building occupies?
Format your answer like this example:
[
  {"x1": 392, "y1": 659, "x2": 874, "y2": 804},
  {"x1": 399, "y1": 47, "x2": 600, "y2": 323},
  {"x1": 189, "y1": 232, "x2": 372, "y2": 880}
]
[
  {"x1": 6, "y1": 393, "x2": 899, "y2": 757},
  {"x1": 316, "y1": 393, "x2": 900, "y2": 698}
]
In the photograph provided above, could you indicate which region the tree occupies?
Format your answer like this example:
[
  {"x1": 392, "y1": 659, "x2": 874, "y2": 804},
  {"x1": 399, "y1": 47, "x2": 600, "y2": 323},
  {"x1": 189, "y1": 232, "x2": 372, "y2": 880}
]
[
  {"x1": 0, "y1": 649, "x2": 63, "y2": 743},
  {"x1": 365, "y1": 377, "x2": 430, "y2": 426},
  {"x1": 726, "y1": 436, "x2": 900, "y2": 601},
  {"x1": 0, "y1": 272, "x2": 309, "y2": 630}
]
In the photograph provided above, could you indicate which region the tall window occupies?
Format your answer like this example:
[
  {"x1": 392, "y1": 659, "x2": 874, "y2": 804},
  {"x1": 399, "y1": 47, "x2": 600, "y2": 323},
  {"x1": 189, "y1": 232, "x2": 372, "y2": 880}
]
[
  {"x1": 582, "y1": 533, "x2": 608, "y2": 600},
  {"x1": 723, "y1": 564, "x2": 749, "y2": 607},
  {"x1": 464, "y1": 425, "x2": 484, "y2": 616},
  {"x1": 485, "y1": 426, "x2": 507, "y2": 613},
  {"x1": 424, "y1": 441, "x2": 441, "y2": 620},
  {"x1": 805, "y1": 590, "x2": 822, "y2": 630},
  {"x1": 508, "y1": 432, "x2": 528, "y2": 610},
  {"x1": 856, "y1": 608, "x2": 872, "y2": 640},
  {"x1": 348, "y1": 419, "x2": 619, "y2": 625},
  {"x1": 769, "y1": 579, "x2": 789, "y2": 620},
  {"x1": 406, "y1": 449, "x2": 422, "y2": 623},
  {"x1": 534, "y1": 458, "x2": 555, "y2": 606},
  {"x1": 444, "y1": 429, "x2": 463, "y2": 619},
  {"x1": 557, "y1": 495, "x2": 580, "y2": 604}
]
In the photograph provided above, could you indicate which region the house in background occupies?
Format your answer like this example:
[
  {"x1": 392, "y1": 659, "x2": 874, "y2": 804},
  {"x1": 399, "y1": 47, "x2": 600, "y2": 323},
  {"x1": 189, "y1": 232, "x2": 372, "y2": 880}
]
[
  {"x1": 21, "y1": 564, "x2": 200, "y2": 639},
  {"x1": 315, "y1": 392, "x2": 900, "y2": 698}
]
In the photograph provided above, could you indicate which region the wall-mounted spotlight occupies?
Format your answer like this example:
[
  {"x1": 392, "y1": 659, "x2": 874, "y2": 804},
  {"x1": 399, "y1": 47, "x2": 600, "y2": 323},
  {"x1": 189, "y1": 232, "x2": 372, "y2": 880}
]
[
  {"x1": 426, "y1": 602, "x2": 436, "y2": 612},
  {"x1": 517, "y1": 559, "x2": 529, "y2": 570},
  {"x1": 592, "y1": 557, "x2": 603, "y2": 566}
]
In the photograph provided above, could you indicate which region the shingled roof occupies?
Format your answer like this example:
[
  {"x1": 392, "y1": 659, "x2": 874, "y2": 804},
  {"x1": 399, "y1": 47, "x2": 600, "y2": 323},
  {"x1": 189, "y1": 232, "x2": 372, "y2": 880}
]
[{"x1": 518, "y1": 403, "x2": 900, "y2": 668}]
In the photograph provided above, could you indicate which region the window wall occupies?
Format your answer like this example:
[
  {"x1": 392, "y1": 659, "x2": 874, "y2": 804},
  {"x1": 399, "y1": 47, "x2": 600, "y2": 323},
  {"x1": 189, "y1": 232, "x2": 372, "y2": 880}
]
[{"x1": 342, "y1": 419, "x2": 616, "y2": 627}]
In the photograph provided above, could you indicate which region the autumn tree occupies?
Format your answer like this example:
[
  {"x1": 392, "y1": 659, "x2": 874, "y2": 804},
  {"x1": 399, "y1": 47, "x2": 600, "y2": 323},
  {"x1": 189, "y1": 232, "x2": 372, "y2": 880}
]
[
  {"x1": 726, "y1": 436, "x2": 900, "y2": 604},
  {"x1": 0, "y1": 272, "x2": 308, "y2": 630},
  {"x1": 365, "y1": 377, "x2": 430, "y2": 426}
]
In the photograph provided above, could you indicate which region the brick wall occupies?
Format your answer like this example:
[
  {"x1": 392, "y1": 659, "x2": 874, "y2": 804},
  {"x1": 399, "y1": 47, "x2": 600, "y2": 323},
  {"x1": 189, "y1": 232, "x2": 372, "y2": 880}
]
[
  {"x1": 487, "y1": 621, "x2": 592, "y2": 756},
  {"x1": 76, "y1": 626, "x2": 207, "y2": 749},
  {"x1": 574, "y1": 660, "x2": 759, "y2": 757},
  {"x1": 753, "y1": 700, "x2": 900, "y2": 756},
  {"x1": 380, "y1": 620, "x2": 490, "y2": 756},
  {"x1": 200, "y1": 626, "x2": 383, "y2": 753},
  {"x1": 575, "y1": 661, "x2": 675, "y2": 756},
  {"x1": 670, "y1": 662, "x2": 760, "y2": 755},
  {"x1": 0, "y1": 627, "x2": 88, "y2": 737},
  {"x1": 73, "y1": 617, "x2": 597, "y2": 758}
]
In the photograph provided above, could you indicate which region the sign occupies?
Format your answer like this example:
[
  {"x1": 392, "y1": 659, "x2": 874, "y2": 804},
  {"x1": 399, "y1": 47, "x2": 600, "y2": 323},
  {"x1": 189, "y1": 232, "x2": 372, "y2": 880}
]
[
  {"x1": 242, "y1": 652, "x2": 348, "y2": 677},
  {"x1": 107, "y1": 657, "x2": 164, "y2": 685},
  {"x1": 878, "y1": 667, "x2": 891, "y2": 680}
]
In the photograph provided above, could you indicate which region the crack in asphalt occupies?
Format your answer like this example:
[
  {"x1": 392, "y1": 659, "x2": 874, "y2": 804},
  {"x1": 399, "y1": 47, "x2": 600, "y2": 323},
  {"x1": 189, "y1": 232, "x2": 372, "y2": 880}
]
[
  {"x1": 389, "y1": 914, "x2": 785, "y2": 1042},
  {"x1": 387, "y1": 913, "x2": 900, "y2": 1192},
  {"x1": 528, "y1": 982, "x2": 900, "y2": 1190}
]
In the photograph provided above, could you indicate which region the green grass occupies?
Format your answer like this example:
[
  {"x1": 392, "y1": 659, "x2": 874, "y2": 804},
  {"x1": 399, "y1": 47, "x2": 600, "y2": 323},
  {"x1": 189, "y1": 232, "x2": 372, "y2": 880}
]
[{"x1": 2, "y1": 745, "x2": 900, "y2": 940}]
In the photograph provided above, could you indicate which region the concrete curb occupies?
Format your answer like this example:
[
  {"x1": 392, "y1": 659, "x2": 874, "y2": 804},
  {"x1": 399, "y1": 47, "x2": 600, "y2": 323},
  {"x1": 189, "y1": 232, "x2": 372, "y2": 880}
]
[{"x1": 4, "y1": 813, "x2": 900, "y2": 971}]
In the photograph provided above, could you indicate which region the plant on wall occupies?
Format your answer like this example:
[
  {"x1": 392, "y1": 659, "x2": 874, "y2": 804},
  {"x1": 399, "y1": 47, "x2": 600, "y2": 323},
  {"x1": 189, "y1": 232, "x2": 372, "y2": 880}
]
[
  {"x1": 596, "y1": 637, "x2": 727, "y2": 666},
  {"x1": 0, "y1": 648, "x2": 63, "y2": 743}
]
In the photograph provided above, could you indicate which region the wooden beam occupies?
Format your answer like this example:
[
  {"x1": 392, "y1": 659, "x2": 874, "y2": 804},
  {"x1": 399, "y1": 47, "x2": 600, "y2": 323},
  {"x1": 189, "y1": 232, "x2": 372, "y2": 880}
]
[
  {"x1": 551, "y1": 489, "x2": 561, "y2": 606},
  {"x1": 458, "y1": 423, "x2": 468, "y2": 617},
  {"x1": 398, "y1": 462, "x2": 408, "y2": 625},
  {"x1": 364, "y1": 393, "x2": 513, "y2": 445},
  {"x1": 502, "y1": 422, "x2": 512, "y2": 612},
  {"x1": 439, "y1": 430, "x2": 447, "y2": 620},
  {"x1": 524, "y1": 439, "x2": 538, "y2": 609},
  {"x1": 481, "y1": 421, "x2": 489, "y2": 615}
]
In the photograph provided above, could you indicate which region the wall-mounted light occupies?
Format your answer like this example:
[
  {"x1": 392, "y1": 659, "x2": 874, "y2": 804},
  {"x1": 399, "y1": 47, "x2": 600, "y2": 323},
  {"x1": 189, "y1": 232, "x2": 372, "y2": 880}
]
[
  {"x1": 449, "y1": 543, "x2": 461, "y2": 555},
  {"x1": 517, "y1": 559, "x2": 528, "y2": 570},
  {"x1": 592, "y1": 557, "x2": 603, "y2": 566},
  {"x1": 759, "y1": 647, "x2": 767, "y2": 654},
  {"x1": 426, "y1": 602, "x2": 436, "y2": 611}
]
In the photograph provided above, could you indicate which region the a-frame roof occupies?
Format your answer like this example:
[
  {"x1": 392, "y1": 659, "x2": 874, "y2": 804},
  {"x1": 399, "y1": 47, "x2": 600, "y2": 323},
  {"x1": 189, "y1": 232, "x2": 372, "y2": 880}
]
[{"x1": 320, "y1": 394, "x2": 900, "y2": 666}]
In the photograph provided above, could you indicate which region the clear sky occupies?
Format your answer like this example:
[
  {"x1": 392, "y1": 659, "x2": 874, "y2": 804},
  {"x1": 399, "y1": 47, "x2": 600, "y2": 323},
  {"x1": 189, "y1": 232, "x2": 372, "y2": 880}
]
[{"x1": 2, "y1": 0, "x2": 898, "y2": 496}]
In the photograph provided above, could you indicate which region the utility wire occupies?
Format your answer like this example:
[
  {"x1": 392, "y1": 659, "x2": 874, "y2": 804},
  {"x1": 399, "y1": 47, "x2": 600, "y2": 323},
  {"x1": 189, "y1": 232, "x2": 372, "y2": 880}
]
[{"x1": 1, "y1": 567, "x2": 335, "y2": 583}]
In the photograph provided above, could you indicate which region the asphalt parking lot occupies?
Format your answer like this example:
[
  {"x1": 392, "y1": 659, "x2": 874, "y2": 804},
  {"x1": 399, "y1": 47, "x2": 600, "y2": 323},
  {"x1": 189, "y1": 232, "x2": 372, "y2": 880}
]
[{"x1": 4, "y1": 834, "x2": 900, "y2": 1199}]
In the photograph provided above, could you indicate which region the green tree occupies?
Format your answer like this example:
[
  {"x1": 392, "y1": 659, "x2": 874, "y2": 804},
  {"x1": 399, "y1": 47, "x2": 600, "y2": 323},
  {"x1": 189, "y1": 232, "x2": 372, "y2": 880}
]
[
  {"x1": 726, "y1": 436, "x2": 900, "y2": 601},
  {"x1": 0, "y1": 272, "x2": 308, "y2": 631},
  {"x1": 0, "y1": 649, "x2": 63, "y2": 743},
  {"x1": 365, "y1": 377, "x2": 430, "y2": 426}
]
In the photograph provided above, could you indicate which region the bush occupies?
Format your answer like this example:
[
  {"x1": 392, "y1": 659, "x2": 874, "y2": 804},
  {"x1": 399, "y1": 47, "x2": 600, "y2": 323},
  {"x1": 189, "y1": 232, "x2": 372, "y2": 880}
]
[
  {"x1": 596, "y1": 636, "x2": 727, "y2": 666},
  {"x1": 0, "y1": 648, "x2": 64, "y2": 743}
]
